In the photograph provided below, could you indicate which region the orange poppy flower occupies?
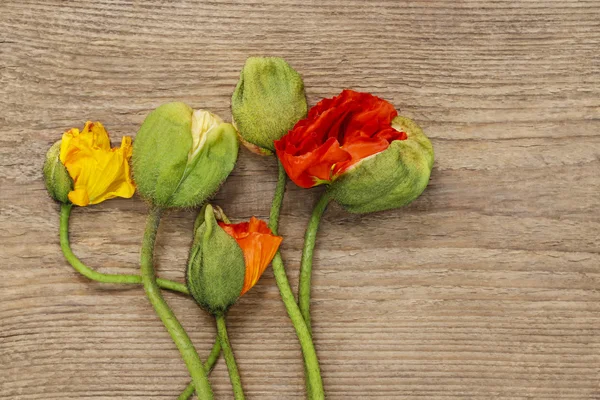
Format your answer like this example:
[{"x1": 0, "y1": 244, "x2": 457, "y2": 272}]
[
  {"x1": 274, "y1": 89, "x2": 407, "y2": 188},
  {"x1": 219, "y1": 218, "x2": 283, "y2": 295}
]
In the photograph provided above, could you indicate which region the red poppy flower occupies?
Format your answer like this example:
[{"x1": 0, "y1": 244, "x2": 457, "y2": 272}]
[
  {"x1": 274, "y1": 89, "x2": 407, "y2": 188},
  {"x1": 219, "y1": 217, "x2": 283, "y2": 295}
]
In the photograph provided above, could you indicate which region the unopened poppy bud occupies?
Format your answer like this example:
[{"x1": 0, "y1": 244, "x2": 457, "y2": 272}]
[
  {"x1": 328, "y1": 116, "x2": 434, "y2": 213},
  {"x1": 187, "y1": 205, "x2": 283, "y2": 315},
  {"x1": 187, "y1": 205, "x2": 247, "y2": 315},
  {"x1": 231, "y1": 57, "x2": 307, "y2": 155},
  {"x1": 43, "y1": 140, "x2": 73, "y2": 204},
  {"x1": 132, "y1": 103, "x2": 238, "y2": 208}
]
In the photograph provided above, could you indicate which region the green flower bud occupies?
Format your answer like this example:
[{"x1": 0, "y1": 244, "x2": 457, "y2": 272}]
[
  {"x1": 43, "y1": 140, "x2": 73, "y2": 204},
  {"x1": 231, "y1": 57, "x2": 307, "y2": 154},
  {"x1": 132, "y1": 103, "x2": 239, "y2": 208},
  {"x1": 328, "y1": 116, "x2": 434, "y2": 214},
  {"x1": 186, "y1": 204, "x2": 246, "y2": 315}
]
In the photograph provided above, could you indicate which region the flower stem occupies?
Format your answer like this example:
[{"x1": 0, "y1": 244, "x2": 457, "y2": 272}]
[
  {"x1": 267, "y1": 160, "x2": 286, "y2": 233},
  {"x1": 177, "y1": 382, "x2": 195, "y2": 400},
  {"x1": 269, "y1": 161, "x2": 325, "y2": 399},
  {"x1": 61, "y1": 203, "x2": 220, "y2": 398},
  {"x1": 272, "y1": 253, "x2": 325, "y2": 399},
  {"x1": 177, "y1": 339, "x2": 222, "y2": 400},
  {"x1": 59, "y1": 203, "x2": 189, "y2": 294},
  {"x1": 140, "y1": 207, "x2": 213, "y2": 400},
  {"x1": 297, "y1": 192, "x2": 332, "y2": 332},
  {"x1": 216, "y1": 314, "x2": 245, "y2": 400}
]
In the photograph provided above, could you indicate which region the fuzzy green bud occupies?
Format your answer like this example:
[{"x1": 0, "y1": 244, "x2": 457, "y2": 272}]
[
  {"x1": 231, "y1": 57, "x2": 307, "y2": 154},
  {"x1": 132, "y1": 103, "x2": 239, "y2": 208},
  {"x1": 328, "y1": 116, "x2": 434, "y2": 214},
  {"x1": 186, "y1": 205, "x2": 246, "y2": 315},
  {"x1": 43, "y1": 140, "x2": 73, "y2": 204}
]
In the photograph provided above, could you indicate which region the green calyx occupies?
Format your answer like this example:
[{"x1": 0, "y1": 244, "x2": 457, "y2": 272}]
[
  {"x1": 329, "y1": 116, "x2": 434, "y2": 214},
  {"x1": 43, "y1": 140, "x2": 73, "y2": 204},
  {"x1": 231, "y1": 57, "x2": 307, "y2": 153},
  {"x1": 186, "y1": 204, "x2": 246, "y2": 315},
  {"x1": 132, "y1": 102, "x2": 239, "y2": 208}
]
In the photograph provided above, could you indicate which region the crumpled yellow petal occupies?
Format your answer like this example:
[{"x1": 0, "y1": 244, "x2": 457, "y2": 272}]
[{"x1": 59, "y1": 121, "x2": 135, "y2": 206}]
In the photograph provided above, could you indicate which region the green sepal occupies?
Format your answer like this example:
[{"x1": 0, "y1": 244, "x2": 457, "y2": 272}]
[
  {"x1": 132, "y1": 102, "x2": 193, "y2": 207},
  {"x1": 231, "y1": 57, "x2": 307, "y2": 152},
  {"x1": 43, "y1": 140, "x2": 73, "y2": 204},
  {"x1": 328, "y1": 116, "x2": 434, "y2": 214},
  {"x1": 169, "y1": 122, "x2": 238, "y2": 208},
  {"x1": 193, "y1": 204, "x2": 209, "y2": 236},
  {"x1": 132, "y1": 103, "x2": 239, "y2": 208},
  {"x1": 186, "y1": 205, "x2": 246, "y2": 315}
]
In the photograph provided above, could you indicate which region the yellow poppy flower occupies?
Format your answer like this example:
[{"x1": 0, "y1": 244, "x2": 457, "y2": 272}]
[{"x1": 59, "y1": 121, "x2": 135, "y2": 206}]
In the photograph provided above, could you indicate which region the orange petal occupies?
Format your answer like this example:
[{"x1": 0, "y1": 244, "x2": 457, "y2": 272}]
[{"x1": 219, "y1": 218, "x2": 283, "y2": 295}]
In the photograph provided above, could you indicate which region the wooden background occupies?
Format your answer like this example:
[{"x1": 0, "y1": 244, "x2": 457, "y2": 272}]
[{"x1": 1, "y1": 0, "x2": 599, "y2": 399}]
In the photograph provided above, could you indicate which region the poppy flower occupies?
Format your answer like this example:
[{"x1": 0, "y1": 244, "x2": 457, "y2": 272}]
[
  {"x1": 219, "y1": 217, "x2": 283, "y2": 295},
  {"x1": 187, "y1": 205, "x2": 283, "y2": 314},
  {"x1": 58, "y1": 121, "x2": 135, "y2": 206},
  {"x1": 274, "y1": 89, "x2": 407, "y2": 188}
]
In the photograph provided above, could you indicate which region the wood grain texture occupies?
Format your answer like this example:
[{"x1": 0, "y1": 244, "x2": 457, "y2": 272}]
[{"x1": 1, "y1": 0, "x2": 599, "y2": 398}]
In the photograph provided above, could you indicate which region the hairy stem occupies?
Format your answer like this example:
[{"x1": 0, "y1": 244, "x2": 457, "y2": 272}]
[
  {"x1": 267, "y1": 160, "x2": 286, "y2": 233},
  {"x1": 61, "y1": 203, "x2": 220, "y2": 398},
  {"x1": 177, "y1": 382, "x2": 195, "y2": 400},
  {"x1": 177, "y1": 339, "x2": 222, "y2": 400},
  {"x1": 216, "y1": 315, "x2": 245, "y2": 400},
  {"x1": 269, "y1": 161, "x2": 325, "y2": 399},
  {"x1": 140, "y1": 207, "x2": 213, "y2": 399},
  {"x1": 60, "y1": 203, "x2": 189, "y2": 294},
  {"x1": 297, "y1": 192, "x2": 332, "y2": 332}
]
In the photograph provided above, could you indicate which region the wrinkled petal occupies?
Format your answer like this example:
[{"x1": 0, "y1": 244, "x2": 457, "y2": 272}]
[
  {"x1": 190, "y1": 109, "x2": 223, "y2": 159},
  {"x1": 59, "y1": 121, "x2": 135, "y2": 206},
  {"x1": 219, "y1": 217, "x2": 283, "y2": 295},
  {"x1": 275, "y1": 90, "x2": 407, "y2": 188},
  {"x1": 333, "y1": 135, "x2": 390, "y2": 176},
  {"x1": 276, "y1": 137, "x2": 350, "y2": 188}
]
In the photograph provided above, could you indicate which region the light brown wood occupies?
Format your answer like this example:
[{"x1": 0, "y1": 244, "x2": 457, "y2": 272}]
[{"x1": 1, "y1": 0, "x2": 599, "y2": 399}]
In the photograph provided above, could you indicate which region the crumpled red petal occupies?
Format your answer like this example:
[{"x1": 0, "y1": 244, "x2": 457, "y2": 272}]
[{"x1": 275, "y1": 90, "x2": 407, "y2": 188}]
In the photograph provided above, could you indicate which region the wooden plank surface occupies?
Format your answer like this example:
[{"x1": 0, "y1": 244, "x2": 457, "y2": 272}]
[{"x1": 1, "y1": 0, "x2": 599, "y2": 398}]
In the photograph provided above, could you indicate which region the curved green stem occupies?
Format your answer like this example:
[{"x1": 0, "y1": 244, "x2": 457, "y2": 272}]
[
  {"x1": 269, "y1": 161, "x2": 325, "y2": 399},
  {"x1": 297, "y1": 192, "x2": 332, "y2": 332},
  {"x1": 216, "y1": 314, "x2": 245, "y2": 400},
  {"x1": 178, "y1": 339, "x2": 222, "y2": 400},
  {"x1": 267, "y1": 160, "x2": 286, "y2": 234},
  {"x1": 59, "y1": 203, "x2": 189, "y2": 294},
  {"x1": 177, "y1": 382, "x2": 195, "y2": 400},
  {"x1": 140, "y1": 207, "x2": 213, "y2": 400},
  {"x1": 271, "y1": 254, "x2": 324, "y2": 399},
  {"x1": 61, "y1": 203, "x2": 220, "y2": 398}
]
